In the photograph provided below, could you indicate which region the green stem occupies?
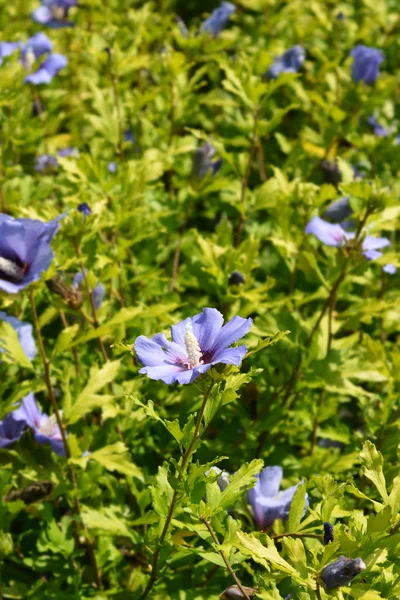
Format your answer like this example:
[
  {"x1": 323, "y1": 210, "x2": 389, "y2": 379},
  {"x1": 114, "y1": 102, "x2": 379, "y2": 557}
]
[
  {"x1": 29, "y1": 291, "x2": 102, "y2": 589},
  {"x1": 200, "y1": 517, "x2": 251, "y2": 600},
  {"x1": 140, "y1": 381, "x2": 215, "y2": 599}
]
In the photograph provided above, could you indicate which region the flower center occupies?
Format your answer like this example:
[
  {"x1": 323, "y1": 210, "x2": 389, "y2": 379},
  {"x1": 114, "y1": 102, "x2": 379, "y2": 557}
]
[
  {"x1": 51, "y1": 5, "x2": 66, "y2": 19},
  {"x1": 0, "y1": 257, "x2": 26, "y2": 283},
  {"x1": 184, "y1": 322, "x2": 203, "y2": 368},
  {"x1": 37, "y1": 413, "x2": 60, "y2": 438},
  {"x1": 23, "y1": 47, "x2": 36, "y2": 71}
]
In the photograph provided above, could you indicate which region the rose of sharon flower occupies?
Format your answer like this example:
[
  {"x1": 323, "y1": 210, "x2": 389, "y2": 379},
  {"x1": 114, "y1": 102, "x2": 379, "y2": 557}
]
[
  {"x1": 350, "y1": 45, "x2": 384, "y2": 85},
  {"x1": 305, "y1": 216, "x2": 396, "y2": 274},
  {"x1": 20, "y1": 32, "x2": 67, "y2": 85},
  {"x1": 0, "y1": 213, "x2": 64, "y2": 293},
  {"x1": 247, "y1": 466, "x2": 308, "y2": 529},
  {"x1": 321, "y1": 556, "x2": 366, "y2": 589},
  {"x1": 134, "y1": 308, "x2": 252, "y2": 384},
  {"x1": 32, "y1": 0, "x2": 77, "y2": 28},
  {"x1": 11, "y1": 393, "x2": 65, "y2": 456},
  {"x1": 0, "y1": 312, "x2": 37, "y2": 361},
  {"x1": 266, "y1": 45, "x2": 305, "y2": 79},
  {"x1": 200, "y1": 2, "x2": 236, "y2": 37}
]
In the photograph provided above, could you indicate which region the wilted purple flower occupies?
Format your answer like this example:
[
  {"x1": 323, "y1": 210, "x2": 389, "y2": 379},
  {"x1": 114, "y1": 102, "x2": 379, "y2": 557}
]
[
  {"x1": 0, "y1": 415, "x2": 27, "y2": 448},
  {"x1": 0, "y1": 41, "x2": 20, "y2": 66},
  {"x1": 0, "y1": 213, "x2": 63, "y2": 293},
  {"x1": 134, "y1": 308, "x2": 252, "y2": 385},
  {"x1": 200, "y1": 2, "x2": 236, "y2": 37},
  {"x1": 321, "y1": 556, "x2": 366, "y2": 589},
  {"x1": 323, "y1": 522, "x2": 334, "y2": 545},
  {"x1": 36, "y1": 147, "x2": 77, "y2": 172},
  {"x1": 0, "y1": 312, "x2": 37, "y2": 361},
  {"x1": 32, "y1": 0, "x2": 77, "y2": 28},
  {"x1": 77, "y1": 202, "x2": 91, "y2": 216},
  {"x1": 228, "y1": 271, "x2": 246, "y2": 286},
  {"x1": 192, "y1": 142, "x2": 222, "y2": 179},
  {"x1": 11, "y1": 393, "x2": 65, "y2": 456},
  {"x1": 350, "y1": 45, "x2": 384, "y2": 85},
  {"x1": 205, "y1": 466, "x2": 230, "y2": 491},
  {"x1": 368, "y1": 114, "x2": 388, "y2": 137},
  {"x1": 247, "y1": 466, "x2": 308, "y2": 529},
  {"x1": 108, "y1": 161, "x2": 117, "y2": 173},
  {"x1": 267, "y1": 45, "x2": 305, "y2": 79},
  {"x1": 336, "y1": 11, "x2": 345, "y2": 20},
  {"x1": 72, "y1": 271, "x2": 105, "y2": 310},
  {"x1": 305, "y1": 217, "x2": 396, "y2": 274},
  {"x1": 322, "y1": 197, "x2": 352, "y2": 223}
]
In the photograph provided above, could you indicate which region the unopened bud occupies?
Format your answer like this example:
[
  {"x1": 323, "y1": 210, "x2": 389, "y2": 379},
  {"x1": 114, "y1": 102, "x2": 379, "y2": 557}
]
[
  {"x1": 321, "y1": 555, "x2": 366, "y2": 589},
  {"x1": 220, "y1": 585, "x2": 258, "y2": 599},
  {"x1": 228, "y1": 271, "x2": 245, "y2": 286},
  {"x1": 323, "y1": 522, "x2": 334, "y2": 545}
]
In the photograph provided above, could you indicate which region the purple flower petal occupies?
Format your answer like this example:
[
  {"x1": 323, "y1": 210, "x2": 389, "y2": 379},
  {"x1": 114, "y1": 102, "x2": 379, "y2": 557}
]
[
  {"x1": 362, "y1": 236, "x2": 390, "y2": 251},
  {"x1": 191, "y1": 308, "x2": 224, "y2": 353},
  {"x1": 31, "y1": 5, "x2": 53, "y2": 23},
  {"x1": 22, "y1": 32, "x2": 53, "y2": 60},
  {"x1": 210, "y1": 345, "x2": 247, "y2": 367},
  {"x1": 305, "y1": 216, "x2": 347, "y2": 247},
  {"x1": 211, "y1": 315, "x2": 252, "y2": 354},
  {"x1": 135, "y1": 335, "x2": 173, "y2": 367},
  {"x1": 0, "y1": 415, "x2": 26, "y2": 447},
  {"x1": 0, "y1": 41, "x2": 20, "y2": 66},
  {"x1": 258, "y1": 466, "x2": 283, "y2": 497},
  {"x1": 383, "y1": 264, "x2": 396, "y2": 275},
  {"x1": 363, "y1": 249, "x2": 382, "y2": 261},
  {"x1": 25, "y1": 53, "x2": 67, "y2": 85},
  {"x1": 12, "y1": 393, "x2": 42, "y2": 427},
  {"x1": 138, "y1": 364, "x2": 187, "y2": 384}
]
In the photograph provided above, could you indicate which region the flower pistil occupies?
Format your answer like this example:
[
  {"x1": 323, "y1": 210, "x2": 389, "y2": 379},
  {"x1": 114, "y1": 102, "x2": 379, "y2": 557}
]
[{"x1": 184, "y1": 322, "x2": 203, "y2": 368}]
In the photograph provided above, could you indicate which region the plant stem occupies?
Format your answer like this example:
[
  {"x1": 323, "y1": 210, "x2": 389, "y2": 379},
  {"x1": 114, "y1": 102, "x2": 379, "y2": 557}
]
[
  {"x1": 315, "y1": 583, "x2": 323, "y2": 600},
  {"x1": 140, "y1": 381, "x2": 215, "y2": 599},
  {"x1": 199, "y1": 517, "x2": 251, "y2": 600},
  {"x1": 29, "y1": 291, "x2": 102, "y2": 589},
  {"x1": 272, "y1": 532, "x2": 322, "y2": 540}
]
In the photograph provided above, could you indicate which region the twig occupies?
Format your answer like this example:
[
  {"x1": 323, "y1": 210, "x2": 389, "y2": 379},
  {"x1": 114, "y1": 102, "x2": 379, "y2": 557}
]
[
  {"x1": 140, "y1": 382, "x2": 215, "y2": 599},
  {"x1": 199, "y1": 517, "x2": 251, "y2": 600},
  {"x1": 29, "y1": 291, "x2": 102, "y2": 589}
]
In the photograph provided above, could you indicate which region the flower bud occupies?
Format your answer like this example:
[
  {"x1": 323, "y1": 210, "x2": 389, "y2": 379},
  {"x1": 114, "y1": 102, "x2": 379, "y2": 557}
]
[
  {"x1": 228, "y1": 271, "x2": 245, "y2": 286},
  {"x1": 220, "y1": 585, "x2": 258, "y2": 599},
  {"x1": 321, "y1": 555, "x2": 366, "y2": 589},
  {"x1": 323, "y1": 522, "x2": 334, "y2": 545}
]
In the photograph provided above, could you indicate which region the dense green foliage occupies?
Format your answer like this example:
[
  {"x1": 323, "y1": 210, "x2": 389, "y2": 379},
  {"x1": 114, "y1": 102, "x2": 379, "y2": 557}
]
[{"x1": 1, "y1": 0, "x2": 400, "y2": 598}]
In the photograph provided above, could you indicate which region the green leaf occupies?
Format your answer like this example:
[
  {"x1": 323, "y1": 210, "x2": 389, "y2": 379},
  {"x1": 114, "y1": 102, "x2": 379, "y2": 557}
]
[
  {"x1": 287, "y1": 482, "x2": 307, "y2": 532},
  {"x1": 51, "y1": 324, "x2": 79, "y2": 358},
  {"x1": 64, "y1": 360, "x2": 120, "y2": 424},
  {"x1": 82, "y1": 506, "x2": 135, "y2": 540},
  {"x1": 133, "y1": 398, "x2": 183, "y2": 445},
  {"x1": 246, "y1": 330, "x2": 291, "y2": 357},
  {"x1": 71, "y1": 442, "x2": 143, "y2": 481},
  {"x1": 210, "y1": 459, "x2": 263, "y2": 512},
  {"x1": 0, "y1": 322, "x2": 33, "y2": 369},
  {"x1": 360, "y1": 441, "x2": 389, "y2": 503}
]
